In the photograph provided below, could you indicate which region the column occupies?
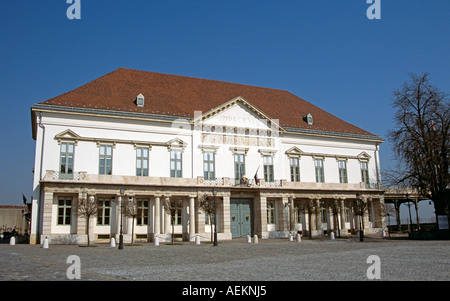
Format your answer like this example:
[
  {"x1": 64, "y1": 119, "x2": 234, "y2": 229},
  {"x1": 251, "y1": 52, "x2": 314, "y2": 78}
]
[
  {"x1": 315, "y1": 199, "x2": 321, "y2": 234},
  {"x1": 189, "y1": 197, "x2": 195, "y2": 238},
  {"x1": 42, "y1": 190, "x2": 54, "y2": 236},
  {"x1": 222, "y1": 194, "x2": 231, "y2": 236},
  {"x1": 154, "y1": 196, "x2": 161, "y2": 236},
  {"x1": 340, "y1": 199, "x2": 346, "y2": 231},
  {"x1": 164, "y1": 197, "x2": 170, "y2": 234},
  {"x1": 255, "y1": 195, "x2": 268, "y2": 238}
]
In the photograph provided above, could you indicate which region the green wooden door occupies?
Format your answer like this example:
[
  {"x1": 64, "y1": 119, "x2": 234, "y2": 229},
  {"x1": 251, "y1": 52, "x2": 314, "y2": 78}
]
[{"x1": 230, "y1": 199, "x2": 253, "y2": 238}]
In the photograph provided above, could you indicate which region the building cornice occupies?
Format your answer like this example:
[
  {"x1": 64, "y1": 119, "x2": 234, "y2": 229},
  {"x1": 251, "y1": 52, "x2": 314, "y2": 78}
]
[{"x1": 31, "y1": 104, "x2": 384, "y2": 143}]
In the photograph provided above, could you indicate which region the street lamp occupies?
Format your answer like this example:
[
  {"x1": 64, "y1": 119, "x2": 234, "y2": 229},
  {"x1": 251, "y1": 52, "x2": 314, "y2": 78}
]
[
  {"x1": 119, "y1": 186, "x2": 125, "y2": 250},
  {"x1": 356, "y1": 192, "x2": 364, "y2": 241},
  {"x1": 212, "y1": 186, "x2": 218, "y2": 246},
  {"x1": 286, "y1": 195, "x2": 293, "y2": 232},
  {"x1": 406, "y1": 193, "x2": 413, "y2": 232}
]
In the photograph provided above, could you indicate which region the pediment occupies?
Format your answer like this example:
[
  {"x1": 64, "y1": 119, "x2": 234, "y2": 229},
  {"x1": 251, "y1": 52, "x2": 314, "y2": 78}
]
[
  {"x1": 285, "y1": 146, "x2": 304, "y2": 157},
  {"x1": 55, "y1": 129, "x2": 82, "y2": 145},
  {"x1": 357, "y1": 151, "x2": 371, "y2": 161},
  {"x1": 194, "y1": 96, "x2": 285, "y2": 132},
  {"x1": 166, "y1": 138, "x2": 187, "y2": 150}
]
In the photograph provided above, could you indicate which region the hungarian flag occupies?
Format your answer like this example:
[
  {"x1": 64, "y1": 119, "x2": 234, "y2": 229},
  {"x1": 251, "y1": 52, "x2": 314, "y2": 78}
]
[{"x1": 254, "y1": 166, "x2": 260, "y2": 185}]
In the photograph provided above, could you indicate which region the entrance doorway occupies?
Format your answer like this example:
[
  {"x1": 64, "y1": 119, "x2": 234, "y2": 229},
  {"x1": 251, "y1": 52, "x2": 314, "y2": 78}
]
[{"x1": 230, "y1": 198, "x2": 253, "y2": 238}]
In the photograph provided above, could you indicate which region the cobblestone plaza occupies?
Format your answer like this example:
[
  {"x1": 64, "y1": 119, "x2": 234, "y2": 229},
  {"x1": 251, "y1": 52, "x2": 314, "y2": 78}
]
[{"x1": 1, "y1": 238, "x2": 449, "y2": 281}]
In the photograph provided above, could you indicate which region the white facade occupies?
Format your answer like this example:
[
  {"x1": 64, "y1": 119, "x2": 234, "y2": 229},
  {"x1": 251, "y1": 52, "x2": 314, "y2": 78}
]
[{"x1": 30, "y1": 94, "x2": 385, "y2": 245}]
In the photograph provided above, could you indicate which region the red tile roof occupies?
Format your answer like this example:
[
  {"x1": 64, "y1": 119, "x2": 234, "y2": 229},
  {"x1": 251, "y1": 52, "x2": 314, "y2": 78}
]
[{"x1": 37, "y1": 68, "x2": 380, "y2": 139}]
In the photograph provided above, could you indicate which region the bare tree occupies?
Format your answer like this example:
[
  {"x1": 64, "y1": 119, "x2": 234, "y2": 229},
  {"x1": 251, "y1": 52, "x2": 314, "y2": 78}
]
[
  {"x1": 301, "y1": 200, "x2": 317, "y2": 239},
  {"x1": 124, "y1": 199, "x2": 140, "y2": 246},
  {"x1": 76, "y1": 194, "x2": 97, "y2": 246},
  {"x1": 329, "y1": 199, "x2": 342, "y2": 238},
  {"x1": 352, "y1": 196, "x2": 367, "y2": 241},
  {"x1": 162, "y1": 198, "x2": 183, "y2": 245},
  {"x1": 197, "y1": 193, "x2": 216, "y2": 243},
  {"x1": 386, "y1": 73, "x2": 450, "y2": 222}
]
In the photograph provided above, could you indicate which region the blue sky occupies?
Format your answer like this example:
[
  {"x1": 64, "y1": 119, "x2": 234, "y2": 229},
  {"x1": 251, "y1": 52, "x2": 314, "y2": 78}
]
[{"x1": 0, "y1": 0, "x2": 448, "y2": 222}]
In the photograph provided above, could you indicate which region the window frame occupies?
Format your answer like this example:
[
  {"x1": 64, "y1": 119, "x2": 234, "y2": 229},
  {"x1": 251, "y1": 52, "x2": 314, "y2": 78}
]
[
  {"x1": 136, "y1": 147, "x2": 149, "y2": 177},
  {"x1": 99, "y1": 144, "x2": 113, "y2": 175},
  {"x1": 171, "y1": 208, "x2": 182, "y2": 225},
  {"x1": 338, "y1": 159, "x2": 348, "y2": 184},
  {"x1": 234, "y1": 153, "x2": 246, "y2": 183},
  {"x1": 360, "y1": 161, "x2": 370, "y2": 187},
  {"x1": 315, "y1": 158, "x2": 325, "y2": 183},
  {"x1": 293, "y1": 200, "x2": 302, "y2": 224},
  {"x1": 59, "y1": 142, "x2": 75, "y2": 177},
  {"x1": 263, "y1": 155, "x2": 274, "y2": 182},
  {"x1": 289, "y1": 156, "x2": 300, "y2": 182},
  {"x1": 136, "y1": 199, "x2": 149, "y2": 226},
  {"x1": 170, "y1": 149, "x2": 183, "y2": 178},
  {"x1": 203, "y1": 151, "x2": 215, "y2": 180},
  {"x1": 267, "y1": 200, "x2": 275, "y2": 224},
  {"x1": 57, "y1": 197, "x2": 72, "y2": 225},
  {"x1": 97, "y1": 198, "x2": 111, "y2": 226}
]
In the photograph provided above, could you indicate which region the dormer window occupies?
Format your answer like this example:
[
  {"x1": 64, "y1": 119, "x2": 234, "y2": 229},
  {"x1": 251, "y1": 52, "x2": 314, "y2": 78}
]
[
  {"x1": 136, "y1": 93, "x2": 145, "y2": 107},
  {"x1": 303, "y1": 113, "x2": 313, "y2": 125}
]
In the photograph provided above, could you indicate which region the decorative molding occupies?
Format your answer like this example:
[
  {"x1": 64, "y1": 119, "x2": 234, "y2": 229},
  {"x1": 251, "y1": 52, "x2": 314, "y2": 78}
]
[{"x1": 54, "y1": 129, "x2": 185, "y2": 151}]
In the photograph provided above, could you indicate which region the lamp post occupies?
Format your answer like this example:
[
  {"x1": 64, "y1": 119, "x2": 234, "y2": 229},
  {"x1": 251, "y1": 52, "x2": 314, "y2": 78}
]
[
  {"x1": 356, "y1": 192, "x2": 364, "y2": 242},
  {"x1": 118, "y1": 186, "x2": 125, "y2": 250},
  {"x1": 286, "y1": 195, "x2": 293, "y2": 233},
  {"x1": 406, "y1": 193, "x2": 413, "y2": 232},
  {"x1": 213, "y1": 187, "x2": 218, "y2": 246}
]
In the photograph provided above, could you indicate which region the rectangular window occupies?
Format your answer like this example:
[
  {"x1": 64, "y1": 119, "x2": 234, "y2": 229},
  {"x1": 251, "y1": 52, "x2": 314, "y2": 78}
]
[
  {"x1": 170, "y1": 150, "x2": 182, "y2": 178},
  {"x1": 136, "y1": 199, "x2": 149, "y2": 225},
  {"x1": 203, "y1": 151, "x2": 215, "y2": 180},
  {"x1": 293, "y1": 200, "x2": 302, "y2": 224},
  {"x1": 136, "y1": 147, "x2": 149, "y2": 176},
  {"x1": 345, "y1": 205, "x2": 351, "y2": 223},
  {"x1": 320, "y1": 202, "x2": 328, "y2": 223},
  {"x1": 171, "y1": 208, "x2": 182, "y2": 225},
  {"x1": 368, "y1": 201, "x2": 373, "y2": 223},
  {"x1": 267, "y1": 200, "x2": 275, "y2": 224},
  {"x1": 263, "y1": 155, "x2": 274, "y2": 182},
  {"x1": 97, "y1": 198, "x2": 111, "y2": 225},
  {"x1": 99, "y1": 145, "x2": 113, "y2": 175},
  {"x1": 289, "y1": 157, "x2": 300, "y2": 182},
  {"x1": 315, "y1": 158, "x2": 325, "y2": 183},
  {"x1": 234, "y1": 153, "x2": 246, "y2": 184},
  {"x1": 338, "y1": 160, "x2": 348, "y2": 183},
  {"x1": 360, "y1": 161, "x2": 370, "y2": 188},
  {"x1": 60, "y1": 142, "x2": 74, "y2": 178},
  {"x1": 57, "y1": 197, "x2": 72, "y2": 225}
]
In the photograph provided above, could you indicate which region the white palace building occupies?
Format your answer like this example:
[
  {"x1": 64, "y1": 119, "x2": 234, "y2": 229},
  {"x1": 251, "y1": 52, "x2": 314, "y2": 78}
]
[{"x1": 29, "y1": 68, "x2": 386, "y2": 245}]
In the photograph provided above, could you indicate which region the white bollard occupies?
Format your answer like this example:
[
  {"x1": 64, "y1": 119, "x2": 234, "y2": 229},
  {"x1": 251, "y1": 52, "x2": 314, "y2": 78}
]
[
  {"x1": 110, "y1": 237, "x2": 116, "y2": 247},
  {"x1": 246, "y1": 234, "x2": 251, "y2": 244},
  {"x1": 9, "y1": 236, "x2": 15, "y2": 245},
  {"x1": 296, "y1": 234, "x2": 302, "y2": 242},
  {"x1": 330, "y1": 232, "x2": 335, "y2": 240},
  {"x1": 154, "y1": 236, "x2": 159, "y2": 246},
  {"x1": 42, "y1": 238, "x2": 49, "y2": 249},
  {"x1": 289, "y1": 233, "x2": 293, "y2": 241},
  {"x1": 252, "y1": 234, "x2": 258, "y2": 244},
  {"x1": 195, "y1": 235, "x2": 200, "y2": 245}
]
